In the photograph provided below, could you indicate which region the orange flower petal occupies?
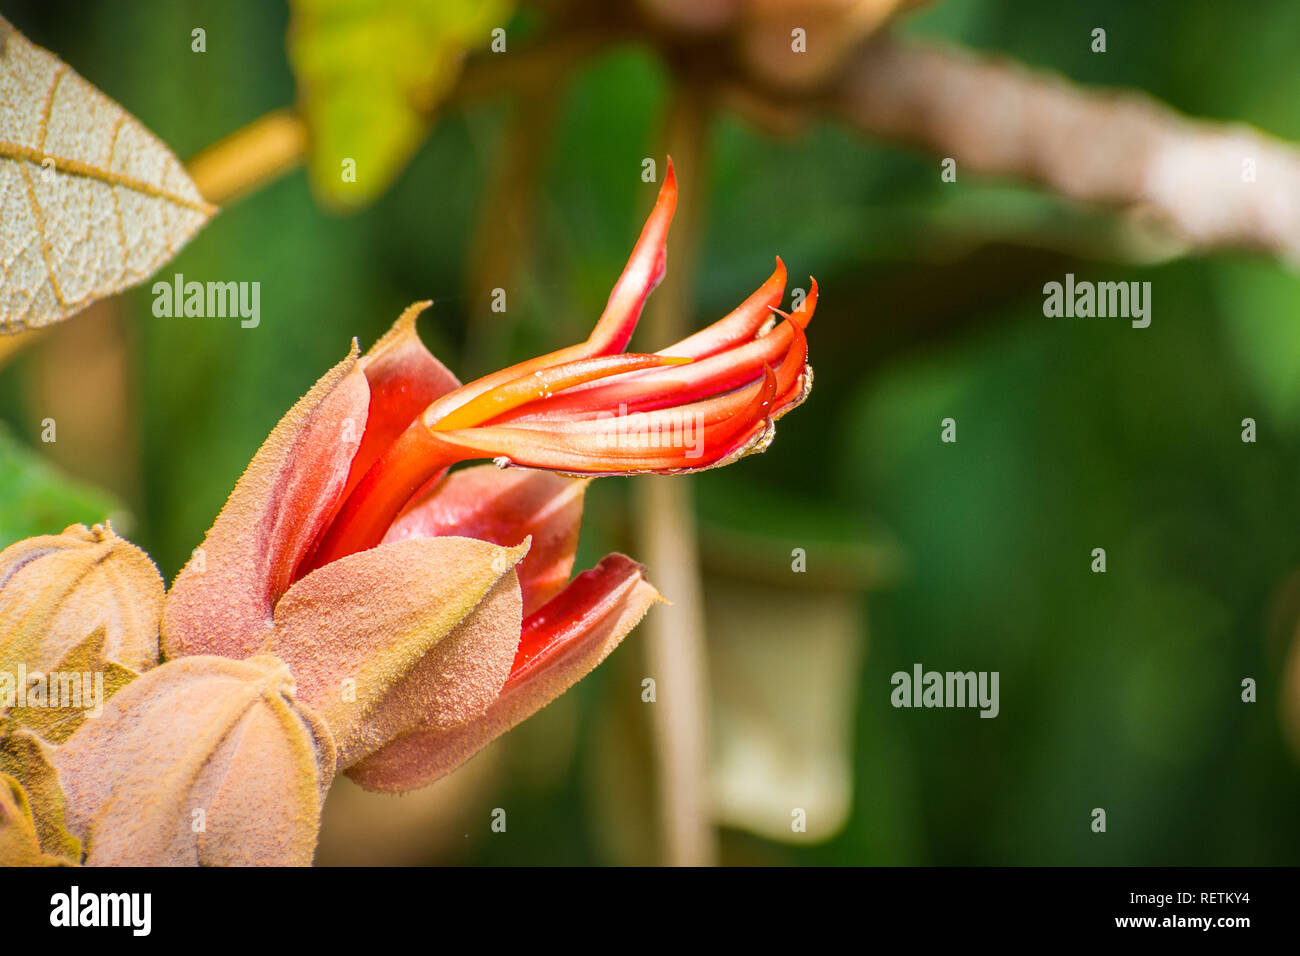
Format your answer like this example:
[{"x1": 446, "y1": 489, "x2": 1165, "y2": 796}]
[
  {"x1": 343, "y1": 302, "x2": 461, "y2": 504},
  {"x1": 405, "y1": 161, "x2": 679, "y2": 427},
  {"x1": 585, "y1": 157, "x2": 678, "y2": 354},
  {"x1": 425, "y1": 367, "x2": 779, "y2": 475},
  {"x1": 429, "y1": 353, "x2": 690, "y2": 431},
  {"x1": 494, "y1": 316, "x2": 799, "y2": 421},
  {"x1": 658, "y1": 257, "x2": 787, "y2": 358}
]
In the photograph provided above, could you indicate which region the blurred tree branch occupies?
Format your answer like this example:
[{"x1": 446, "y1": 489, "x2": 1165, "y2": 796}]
[
  {"x1": 636, "y1": 81, "x2": 719, "y2": 868},
  {"x1": 187, "y1": 109, "x2": 306, "y2": 206},
  {"x1": 180, "y1": 1, "x2": 1300, "y2": 266},
  {"x1": 724, "y1": 30, "x2": 1300, "y2": 264},
  {"x1": 831, "y1": 36, "x2": 1300, "y2": 263}
]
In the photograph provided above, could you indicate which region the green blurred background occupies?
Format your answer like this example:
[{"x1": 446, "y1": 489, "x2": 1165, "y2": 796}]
[{"x1": 3, "y1": 0, "x2": 1299, "y2": 864}]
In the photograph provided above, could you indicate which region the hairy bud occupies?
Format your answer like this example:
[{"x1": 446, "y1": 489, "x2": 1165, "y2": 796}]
[
  {"x1": 0, "y1": 522, "x2": 163, "y2": 674},
  {"x1": 54, "y1": 655, "x2": 336, "y2": 866}
]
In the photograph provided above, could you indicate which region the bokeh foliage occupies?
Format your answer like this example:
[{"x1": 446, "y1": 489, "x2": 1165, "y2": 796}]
[{"x1": 2, "y1": 0, "x2": 1298, "y2": 864}]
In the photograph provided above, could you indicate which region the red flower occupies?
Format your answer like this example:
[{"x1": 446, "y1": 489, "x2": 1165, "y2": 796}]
[{"x1": 161, "y1": 161, "x2": 816, "y2": 791}]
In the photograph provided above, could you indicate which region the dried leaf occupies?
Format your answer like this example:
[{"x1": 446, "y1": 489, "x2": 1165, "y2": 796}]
[
  {"x1": 287, "y1": 0, "x2": 512, "y2": 210},
  {"x1": 53, "y1": 655, "x2": 336, "y2": 866},
  {"x1": 705, "y1": 579, "x2": 865, "y2": 843},
  {"x1": 0, "y1": 15, "x2": 215, "y2": 333},
  {"x1": 8, "y1": 628, "x2": 137, "y2": 744},
  {"x1": 0, "y1": 771, "x2": 62, "y2": 865},
  {"x1": 0, "y1": 728, "x2": 80, "y2": 862},
  {"x1": 695, "y1": 481, "x2": 892, "y2": 844}
]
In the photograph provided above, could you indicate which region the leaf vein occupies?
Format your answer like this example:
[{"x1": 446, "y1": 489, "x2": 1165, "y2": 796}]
[
  {"x1": 17, "y1": 160, "x2": 65, "y2": 316},
  {"x1": 35, "y1": 63, "x2": 66, "y2": 152},
  {"x1": 0, "y1": 142, "x2": 216, "y2": 216}
]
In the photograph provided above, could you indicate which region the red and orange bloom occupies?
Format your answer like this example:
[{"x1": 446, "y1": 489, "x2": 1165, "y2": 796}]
[{"x1": 161, "y1": 160, "x2": 816, "y2": 792}]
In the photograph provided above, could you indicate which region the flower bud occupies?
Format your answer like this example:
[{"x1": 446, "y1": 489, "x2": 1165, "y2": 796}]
[
  {"x1": 0, "y1": 523, "x2": 163, "y2": 674},
  {"x1": 54, "y1": 654, "x2": 336, "y2": 866}
]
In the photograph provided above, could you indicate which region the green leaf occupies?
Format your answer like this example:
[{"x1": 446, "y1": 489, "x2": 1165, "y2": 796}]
[
  {"x1": 0, "y1": 426, "x2": 122, "y2": 549},
  {"x1": 1214, "y1": 258, "x2": 1300, "y2": 428},
  {"x1": 288, "y1": 0, "x2": 513, "y2": 210}
]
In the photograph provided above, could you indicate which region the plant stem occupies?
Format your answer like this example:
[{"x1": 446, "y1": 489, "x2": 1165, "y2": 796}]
[
  {"x1": 185, "y1": 109, "x2": 307, "y2": 206},
  {"x1": 636, "y1": 83, "x2": 718, "y2": 867}
]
